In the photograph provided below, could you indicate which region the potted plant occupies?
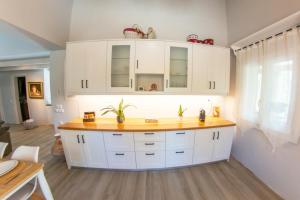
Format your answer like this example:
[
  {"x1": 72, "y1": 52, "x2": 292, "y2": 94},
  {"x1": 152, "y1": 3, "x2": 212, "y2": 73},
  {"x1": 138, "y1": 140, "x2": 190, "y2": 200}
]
[
  {"x1": 100, "y1": 99, "x2": 134, "y2": 123},
  {"x1": 178, "y1": 104, "x2": 187, "y2": 120}
]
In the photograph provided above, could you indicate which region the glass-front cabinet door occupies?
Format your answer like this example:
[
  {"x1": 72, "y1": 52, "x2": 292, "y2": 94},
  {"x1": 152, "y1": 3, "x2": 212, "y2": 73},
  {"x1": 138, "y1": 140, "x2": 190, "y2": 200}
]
[
  {"x1": 164, "y1": 42, "x2": 192, "y2": 92},
  {"x1": 107, "y1": 40, "x2": 135, "y2": 92}
]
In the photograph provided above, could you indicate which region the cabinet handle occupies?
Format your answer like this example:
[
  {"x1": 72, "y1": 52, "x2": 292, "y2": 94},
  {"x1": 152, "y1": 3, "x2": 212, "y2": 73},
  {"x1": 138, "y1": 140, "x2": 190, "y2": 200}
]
[
  {"x1": 217, "y1": 131, "x2": 220, "y2": 140},
  {"x1": 144, "y1": 142, "x2": 155, "y2": 146},
  {"x1": 176, "y1": 151, "x2": 184, "y2": 154},
  {"x1": 145, "y1": 153, "x2": 155, "y2": 156},
  {"x1": 213, "y1": 132, "x2": 215, "y2": 140},
  {"x1": 112, "y1": 133, "x2": 122, "y2": 136},
  {"x1": 81, "y1": 135, "x2": 85, "y2": 143},
  {"x1": 166, "y1": 80, "x2": 168, "y2": 88},
  {"x1": 77, "y1": 135, "x2": 80, "y2": 143},
  {"x1": 136, "y1": 60, "x2": 139, "y2": 69},
  {"x1": 176, "y1": 132, "x2": 185, "y2": 135},
  {"x1": 86, "y1": 80, "x2": 88, "y2": 88},
  {"x1": 130, "y1": 79, "x2": 133, "y2": 88},
  {"x1": 144, "y1": 132, "x2": 154, "y2": 135},
  {"x1": 115, "y1": 153, "x2": 125, "y2": 156},
  {"x1": 81, "y1": 80, "x2": 84, "y2": 88},
  {"x1": 213, "y1": 81, "x2": 215, "y2": 89},
  {"x1": 209, "y1": 81, "x2": 211, "y2": 89}
]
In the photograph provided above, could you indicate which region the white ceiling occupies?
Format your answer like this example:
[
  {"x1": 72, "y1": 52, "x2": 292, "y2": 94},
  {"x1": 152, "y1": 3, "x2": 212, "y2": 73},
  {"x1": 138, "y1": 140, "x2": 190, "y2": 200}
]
[{"x1": 0, "y1": 21, "x2": 50, "y2": 61}]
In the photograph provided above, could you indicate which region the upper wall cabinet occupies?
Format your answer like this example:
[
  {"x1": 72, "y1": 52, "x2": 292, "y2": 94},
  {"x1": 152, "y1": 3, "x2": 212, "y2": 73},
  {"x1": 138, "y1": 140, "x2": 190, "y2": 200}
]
[
  {"x1": 164, "y1": 42, "x2": 192, "y2": 92},
  {"x1": 106, "y1": 40, "x2": 135, "y2": 92},
  {"x1": 65, "y1": 41, "x2": 107, "y2": 95},
  {"x1": 135, "y1": 41, "x2": 165, "y2": 74},
  {"x1": 192, "y1": 45, "x2": 230, "y2": 95}
]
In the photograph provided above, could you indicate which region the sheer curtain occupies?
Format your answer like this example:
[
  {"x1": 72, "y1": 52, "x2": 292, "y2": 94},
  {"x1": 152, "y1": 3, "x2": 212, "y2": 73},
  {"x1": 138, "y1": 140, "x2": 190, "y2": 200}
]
[{"x1": 236, "y1": 28, "x2": 300, "y2": 149}]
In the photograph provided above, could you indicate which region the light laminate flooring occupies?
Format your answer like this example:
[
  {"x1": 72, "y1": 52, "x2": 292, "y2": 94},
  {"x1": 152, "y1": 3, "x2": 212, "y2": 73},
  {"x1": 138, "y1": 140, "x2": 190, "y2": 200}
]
[{"x1": 8, "y1": 125, "x2": 282, "y2": 200}]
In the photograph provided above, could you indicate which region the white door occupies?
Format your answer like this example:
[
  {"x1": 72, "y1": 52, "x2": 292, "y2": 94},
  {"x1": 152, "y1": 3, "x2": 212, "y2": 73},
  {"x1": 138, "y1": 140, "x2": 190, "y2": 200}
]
[
  {"x1": 106, "y1": 40, "x2": 135, "y2": 92},
  {"x1": 212, "y1": 127, "x2": 234, "y2": 161},
  {"x1": 61, "y1": 131, "x2": 86, "y2": 167},
  {"x1": 82, "y1": 131, "x2": 108, "y2": 168},
  {"x1": 165, "y1": 42, "x2": 192, "y2": 92},
  {"x1": 65, "y1": 42, "x2": 87, "y2": 95},
  {"x1": 193, "y1": 129, "x2": 214, "y2": 164},
  {"x1": 135, "y1": 41, "x2": 165, "y2": 74},
  {"x1": 85, "y1": 41, "x2": 107, "y2": 93}
]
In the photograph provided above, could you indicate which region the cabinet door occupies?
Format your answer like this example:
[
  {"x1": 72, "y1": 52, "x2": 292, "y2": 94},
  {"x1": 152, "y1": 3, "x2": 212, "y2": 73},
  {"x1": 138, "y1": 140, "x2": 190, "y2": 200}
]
[
  {"x1": 82, "y1": 131, "x2": 108, "y2": 168},
  {"x1": 165, "y1": 42, "x2": 192, "y2": 92},
  {"x1": 166, "y1": 130, "x2": 194, "y2": 150},
  {"x1": 135, "y1": 41, "x2": 165, "y2": 74},
  {"x1": 210, "y1": 47, "x2": 230, "y2": 95},
  {"x1": 85, "y1": 41, "x2": 107, "y2": 93},
  {"x1": 192, "y1": 45, "x2": 230, "y2": 95},
  {"x1": 136, "y1": 151, "x2": 165, "y2": 169},
  {"x1": 106, "y1": 151, "x2": 136, "y2": 169},
  {"x1": 107, "y1": 40, "x2": 135, "y2": 92},
  {"x1": 65, "y1": 43, "x2": 86, "y2": 95},
  {"x1": 61, "y1": 131, "x2": 86, "y2": 167},
  {"x1": 103, "y1": 132, "x2": 134, "y2": 151},
  {"x1": 166, "y1": 149, "x2": 193, "y2": 167},
  {"x1": 212, "y1": 127, "x2": 234, "y2": 161},
  {"x1": 193, "y1": 129, "x2": 214, "y2": 164}
]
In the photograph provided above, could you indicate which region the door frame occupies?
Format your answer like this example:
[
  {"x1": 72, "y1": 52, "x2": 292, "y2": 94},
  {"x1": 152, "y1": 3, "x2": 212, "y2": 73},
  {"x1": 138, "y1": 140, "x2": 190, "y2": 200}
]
[
  {"x1": 0, "y1": 88, "x2": 5, "y2": 121},
  {"x1": 12, "y1": 75, "x2": 29, "y2": 124}
]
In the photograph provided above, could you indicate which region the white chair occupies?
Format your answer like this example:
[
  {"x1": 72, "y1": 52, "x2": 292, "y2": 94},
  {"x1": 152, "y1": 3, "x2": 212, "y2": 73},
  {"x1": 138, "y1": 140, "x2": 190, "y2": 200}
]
[
  {"x1": 0, "y1": 142, "x2": 8, "y2": 159},
  {"x1": 9, "y1": 146, "x2": 40, "y2": 200}
]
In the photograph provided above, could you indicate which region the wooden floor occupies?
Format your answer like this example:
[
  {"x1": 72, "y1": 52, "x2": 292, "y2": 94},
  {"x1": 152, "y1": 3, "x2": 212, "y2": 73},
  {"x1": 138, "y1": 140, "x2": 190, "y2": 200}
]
[{"x1": 8, "y1": 125, "x2": 282, "y2": 200}]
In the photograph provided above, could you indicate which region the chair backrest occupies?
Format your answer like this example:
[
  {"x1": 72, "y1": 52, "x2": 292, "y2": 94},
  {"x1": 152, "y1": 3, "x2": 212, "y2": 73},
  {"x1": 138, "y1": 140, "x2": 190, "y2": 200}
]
[
  {"x1": 11, "y1": 146, "x2": 40, "y2": 163},
  {"x1": 0, "y1": 142, "x2": 8, "y2": 159}
]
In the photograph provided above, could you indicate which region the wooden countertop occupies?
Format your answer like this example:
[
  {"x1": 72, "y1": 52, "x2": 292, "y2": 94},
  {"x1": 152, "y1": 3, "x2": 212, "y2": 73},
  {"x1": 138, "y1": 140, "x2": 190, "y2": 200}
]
[
  {"x1": 0, "y1": 160, "x2": 43, "y2": 199},
  {"x1": 58, "y1": 117, "x2": 236, "y2": 132}
]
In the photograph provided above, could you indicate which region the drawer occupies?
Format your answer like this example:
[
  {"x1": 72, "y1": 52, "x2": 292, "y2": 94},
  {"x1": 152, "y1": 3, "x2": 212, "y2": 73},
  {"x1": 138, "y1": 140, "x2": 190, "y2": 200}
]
[
  {"x1": 103, "y1": 132, "x2": 134, "y2": 151},
  {"x1": 106, "y1": 151, "x2": 136, "y2": 169},
  {"x1": 135, "y1": 141, "x2": 165, "y2": 151},
  {"x1": 166, "y1": 149, "x2": 193, "y2": 167},
  {"x1": 166, "y1": 130, "x2": 195, "y2": 150},
  {"x1": 136, "y1": 151, "x2": 165, "y2": 169},
  {"x1": 134, "y1": 132, "x2": 165, "y2": 141}
]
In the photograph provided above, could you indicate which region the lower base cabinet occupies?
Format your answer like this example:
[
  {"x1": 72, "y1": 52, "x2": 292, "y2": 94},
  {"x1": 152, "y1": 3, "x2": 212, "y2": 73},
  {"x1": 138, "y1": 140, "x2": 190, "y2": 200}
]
[
  {"x1": 136, "y1": 151, "x2": 165, "y2": 169},
  {"x1": 61, "y1": 126, "x2": 235, "y2": 170},
  {"x1": 106, "y1": 151, "x2": 136, "y2": 169}
]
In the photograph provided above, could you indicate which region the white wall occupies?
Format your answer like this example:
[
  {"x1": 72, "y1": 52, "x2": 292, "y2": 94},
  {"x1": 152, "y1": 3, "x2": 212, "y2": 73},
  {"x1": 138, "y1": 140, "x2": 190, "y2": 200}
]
[
  {"x1": 0, "y1": 70, "x2": 51, "y2": 125},
  {"x1": 226, "y1": 1, "x2": 300, "y2": 199},
  {"x1": 0, "y1": 0, "x2": 73, "y2": 47},
  {"x1": 226, "y1": 0, "x2": 300, "y2": 44},
  {"x1": 69, "y1": 0, "x2": 228, "y2": 46}
]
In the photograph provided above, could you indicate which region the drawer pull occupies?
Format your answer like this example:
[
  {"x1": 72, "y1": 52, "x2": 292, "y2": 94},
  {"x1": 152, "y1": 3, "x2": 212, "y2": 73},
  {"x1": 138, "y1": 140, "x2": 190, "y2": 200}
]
[
  {"x1": 176, "y1": 151, "x2": 185, "y2": 154},
  {"x1": 144, "y1": 132, "x2": 155, "y2": 135},
  {"x1": 145, "y1": 153, "x2": 155, "y2": 156},
  {"x1": 176, "y1": 132, "x2": 185, "y2": 135},
  {"x1": 112, "y1": 133, "x2": 123, "y2": 136},
  {"x1": 145, "y1": 142, "x2": 155, "y2": 146},
  {"x1": 115, "y1": 153, "x2": 125, "y2": 156}
]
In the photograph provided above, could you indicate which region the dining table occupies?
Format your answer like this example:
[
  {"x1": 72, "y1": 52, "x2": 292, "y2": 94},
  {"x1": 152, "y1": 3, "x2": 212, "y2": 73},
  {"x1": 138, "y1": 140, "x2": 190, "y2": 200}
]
[{"x1": 0, "y1": 160, "x2": 54, "y2": 200}]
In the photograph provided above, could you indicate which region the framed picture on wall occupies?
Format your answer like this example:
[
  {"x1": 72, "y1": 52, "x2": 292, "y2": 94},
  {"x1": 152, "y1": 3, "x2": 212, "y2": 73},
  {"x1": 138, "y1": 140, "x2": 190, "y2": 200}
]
[{"x1": 28, "y1": 82, "x2": 44, "y2": 99}]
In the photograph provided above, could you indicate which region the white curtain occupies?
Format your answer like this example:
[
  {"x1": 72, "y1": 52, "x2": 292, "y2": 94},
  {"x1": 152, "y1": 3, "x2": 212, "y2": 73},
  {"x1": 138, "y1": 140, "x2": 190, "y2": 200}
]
[{"x1": 236, "y1": 28, "x2": 300, "y2": 149}]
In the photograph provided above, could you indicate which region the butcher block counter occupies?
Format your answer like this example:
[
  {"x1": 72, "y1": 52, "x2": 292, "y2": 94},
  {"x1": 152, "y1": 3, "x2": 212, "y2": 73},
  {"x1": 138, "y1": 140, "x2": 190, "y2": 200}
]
[{"x1": 58, "y1": 117, "x2": 235, "y2": 132}]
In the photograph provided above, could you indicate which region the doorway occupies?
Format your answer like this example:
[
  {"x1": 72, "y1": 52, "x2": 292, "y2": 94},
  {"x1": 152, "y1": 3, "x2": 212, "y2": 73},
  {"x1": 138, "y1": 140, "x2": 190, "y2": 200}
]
[{"x1": 16, "y1": 77, "x2": 30, "y2": 122}]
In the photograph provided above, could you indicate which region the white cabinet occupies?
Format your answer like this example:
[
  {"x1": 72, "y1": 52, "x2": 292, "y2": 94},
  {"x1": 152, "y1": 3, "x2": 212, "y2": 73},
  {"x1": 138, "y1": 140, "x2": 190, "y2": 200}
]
[
  {"x1": 212, "y1": 127, "x2": 234, "y2": 161},
  {"x1": 165, "y1": 42, "x2": 192, "y2": 92},
  {"x1": 193, "y1": 127, "x2": 234, "y2": 165},
  {"x1": 166, "y1": 149, "x2": 193, "y2": 167},
  {"x1": 192, "y1": 45, "x2": 230, "y2": 95},
  {"x1": 136, "y1": 151, "x2": 165, "y2": 169},
  {"x1": 103, "y1": 132, "x2": 134, "y2": 151},
  {"x1": 61, "y1": 131, "x2": 108, "y2": 169},
  {"x1": 65, "y1": 41, "x2": 107, "y2": 95},
  {"x1": 106, "y1": 40, "x2": 135, "y2": 92},
  {"x1": 166, "y1": 130, "x2": 194, "y2": 150},
  {"x1": 135, "y1": 41, "x2": 165, "y2": 74},
  {"x1": 106, "y1": 151, "x2": 136, "y2": 169}
]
